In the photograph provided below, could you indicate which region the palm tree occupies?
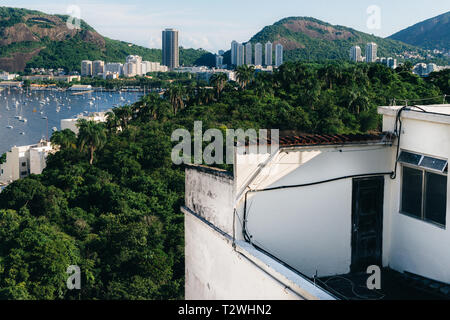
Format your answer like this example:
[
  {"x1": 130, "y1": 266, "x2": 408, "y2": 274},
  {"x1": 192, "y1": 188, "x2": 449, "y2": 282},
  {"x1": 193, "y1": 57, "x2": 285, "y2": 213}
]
[
  {"x1": 105, "y1": 111, "x2": 120, "y2": 133},
  {"x1": 165, "y1": 84, "x2": 185, "y2": 115},
  {"x1": 50, "y1": 129, "x2": 77, "y2": 150},
  {"x1": 77, "y1": 119, "x2": 107, "y2": 165},
  {"x1": 113, "y1": 105, "x2": 133, "y2": 130},
  {"x1": 210, "y1": 73, "x2": 228, "y2": 99},
  {"x1": 236, "y1": 65, "x2": 255, "y2": 89}
]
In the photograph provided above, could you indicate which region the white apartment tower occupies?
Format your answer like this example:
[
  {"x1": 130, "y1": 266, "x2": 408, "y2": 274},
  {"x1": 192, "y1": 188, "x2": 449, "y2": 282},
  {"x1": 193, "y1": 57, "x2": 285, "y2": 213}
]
[
  {"x1": 265, "y1": 41, "x2": 273, "y2": 66},
  {"x1": 275, "y1": 44, "x2": 283, "y2": 67},
  {"x1": 126, "y1": 55, "x2": 143, "y2": 75},
  {"x1": 254, "y1": 43, "x2": 263, "y2": 66},
  {"x1": 365, "y1": 42, "x2": 378, "y2": 63},
  {"x1": 92, "y1": 60, "x2": 105, "y2": 76},
  {"x1": 245, "y1": 42, "x2": 252, "y2": 65},
  {"x1": 231, "y1": 41, "x2": 239, "y2": 66},
  {"x1": 81, "y1": 60, "x2": 93, "y2": 77},
  {"x1": 350, "y1": 46, "x2": 362, "y2": 62},
  {"x1": 237, "y1": 43, "x2": 245, "y2": 67}
]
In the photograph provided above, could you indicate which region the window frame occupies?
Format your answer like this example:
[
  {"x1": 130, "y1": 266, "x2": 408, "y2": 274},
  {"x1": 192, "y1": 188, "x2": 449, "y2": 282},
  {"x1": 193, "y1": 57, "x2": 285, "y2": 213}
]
[{"x1": 400, "y1": 162, "x2": 448, "y2": 229}]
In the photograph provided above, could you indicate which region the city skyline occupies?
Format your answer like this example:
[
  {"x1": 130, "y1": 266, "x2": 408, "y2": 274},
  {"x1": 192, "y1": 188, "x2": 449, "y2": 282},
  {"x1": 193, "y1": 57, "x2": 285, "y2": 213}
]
[{"x1": 2, "y1": 0, "x2": 449, "y2": 52}]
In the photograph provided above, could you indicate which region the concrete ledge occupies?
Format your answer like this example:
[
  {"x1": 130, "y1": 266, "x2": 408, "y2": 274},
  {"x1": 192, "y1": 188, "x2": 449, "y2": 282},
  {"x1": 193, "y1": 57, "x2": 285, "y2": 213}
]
[{"x1": 184, "y1": 164, "x2": 233, "y2": 180}]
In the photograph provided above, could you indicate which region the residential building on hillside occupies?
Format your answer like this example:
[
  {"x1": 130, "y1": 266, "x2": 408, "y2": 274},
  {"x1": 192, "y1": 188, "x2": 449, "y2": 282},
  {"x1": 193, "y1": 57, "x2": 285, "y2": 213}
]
[
  {"x1": 366, "y1": 42, "x2": 378, "y2": 63},
  {"x1": 0, "y1": 140, "x2": 54, "y2": 184},
  {"x1": 81, "y1": 60, "x2": 93, "y2": 76},
  {"x1": 350, "y1": 45, "x2": 362, "y2": 62},
  {"x1": 265, "y1": 41, "x2": 273, "y2": 66},
  {"x1": 93, "y1": 60, "x2": 105, "y2": 76},
  {"x1": 237, "y1": 43, "x2": 245, "y2": 67},
  {"x1": 231, "y1": 41, "x2": 239, "y2": 66},
  {"x1": 254, "y1": 43, "x2": 263, "y2": 66},
  {"x1": 275, "y1": 43, "x2": 283, "y2": 67},
  {"x1": 245, "y1": 42, "x2": 252, "y2": 65}
]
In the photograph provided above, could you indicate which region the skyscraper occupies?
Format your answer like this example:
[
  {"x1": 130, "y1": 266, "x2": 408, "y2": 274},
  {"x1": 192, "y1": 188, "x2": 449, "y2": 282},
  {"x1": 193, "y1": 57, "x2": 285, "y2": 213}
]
[
  {"x1": 349, "y1": 46, "x2": 362, "y2": 62},
  {"x1": 245, "y1": 42, "x2": 252, "y2": 65},
  {"x1": 265, "y1": 41, "x2": 273, "y2": 66},
  {"x1": 126, "y1": 55, "x2": 143, "y2": 75},
  {"x1": 365, "y1": 42, "x2": 378, "y2": 63},
  {"x1": 216, "y1": 55, "x2": 224, "y2": 69},
  {"x1": 275, "y1": 44, "x2": 283, "y2": 67},
  {"x1": 231, "y1": 41, "x2": 239, "y2": 66},
  {"x1": 92, "y1": 60, "x2": 105, "y2": 76},
  {"x1": 162, "y1": 28, "x2": 179, "y2": 69},
  {"x1": 254, "y1": 43, "x2": 263, "y2": 66},
  {"x1": 81, "y1": 60, "x2": 93, "y2": 77},
  {"x1": 237, "y1": 43, "x2": 245, "y2": 66}
]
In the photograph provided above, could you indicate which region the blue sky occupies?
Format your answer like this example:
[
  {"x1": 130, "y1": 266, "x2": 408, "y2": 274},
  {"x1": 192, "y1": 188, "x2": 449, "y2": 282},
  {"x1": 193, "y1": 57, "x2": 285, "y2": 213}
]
[{"x1": 3, "y1": 0, "x2": 450, "y2": 52}]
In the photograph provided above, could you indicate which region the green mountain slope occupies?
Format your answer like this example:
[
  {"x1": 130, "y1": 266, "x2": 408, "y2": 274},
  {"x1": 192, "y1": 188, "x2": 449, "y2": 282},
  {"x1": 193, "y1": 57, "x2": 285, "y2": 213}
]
[
  {"x1": 0, "y1": 7, "x2": 214, "y2": 72},
  {"x1": 389, "y1": 11, "x2": 450, "y2": 50},
  {"x1": 245, "y1": 17, "x2": 423, "y2": 63}
]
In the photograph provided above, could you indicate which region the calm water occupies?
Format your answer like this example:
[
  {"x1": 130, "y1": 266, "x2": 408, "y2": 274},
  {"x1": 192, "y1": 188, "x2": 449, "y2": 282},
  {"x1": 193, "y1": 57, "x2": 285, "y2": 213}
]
[{"x1": 0, "y1": 89, "x2": 143, "y2": 154}]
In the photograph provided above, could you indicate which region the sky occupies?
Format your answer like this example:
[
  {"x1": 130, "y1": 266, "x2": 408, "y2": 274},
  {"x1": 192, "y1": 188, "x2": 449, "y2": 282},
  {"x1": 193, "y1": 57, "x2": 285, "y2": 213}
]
[{"x1": 3, "y1": 0, "x2": 450, "y2": 53}]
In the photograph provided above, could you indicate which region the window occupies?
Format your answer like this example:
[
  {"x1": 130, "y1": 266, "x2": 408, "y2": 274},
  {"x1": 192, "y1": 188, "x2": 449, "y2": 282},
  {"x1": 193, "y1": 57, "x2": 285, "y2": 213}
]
[
  {"x1": 400, "y1": 164, "x2": 447, "y2": 227},
  {"x1": 21, "y1": 162, "x2": 27, "y2": 167}
]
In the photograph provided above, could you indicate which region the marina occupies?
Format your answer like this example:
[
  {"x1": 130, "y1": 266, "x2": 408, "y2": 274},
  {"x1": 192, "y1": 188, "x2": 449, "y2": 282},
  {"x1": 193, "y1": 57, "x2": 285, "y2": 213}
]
[{"x1": 0, "y1": 88, "x2": 143, "y2": 154}]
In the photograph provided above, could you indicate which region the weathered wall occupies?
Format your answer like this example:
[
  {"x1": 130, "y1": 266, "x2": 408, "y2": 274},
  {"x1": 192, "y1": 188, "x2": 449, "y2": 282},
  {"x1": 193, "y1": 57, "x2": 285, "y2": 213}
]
[{"x1": 185, "y1": 166, "x2": 235, "y2": 235}]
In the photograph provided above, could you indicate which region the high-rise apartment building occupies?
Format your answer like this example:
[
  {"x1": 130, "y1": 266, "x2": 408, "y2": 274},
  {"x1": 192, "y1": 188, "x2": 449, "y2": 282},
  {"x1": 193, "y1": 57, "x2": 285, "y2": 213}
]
[
  {"x1": 162, "y1": 28, "x2": 179, "y2": 69},
  {"x1": 275, "y1": 44, "x2": 283, "y2": 67},
  {"x1": 237, "y1": 43, "x2": 245, "y2": 67},
  {"x1": 254, "y1": 43, "x2": 263, "y2": 66},
  {"x1": 126, "y1": 55, "x2": 143, "y2": 75},
  {"x1": 231, "y1": 41, "x2": 239, "y2": 66},
  {"x1": 92, "y1": 60, "x2": 105, "y2": 76},
  {"x1": 81, "y1": 60, "x2": 93, "y2": 77},
  {"x1": 365, "y1": 42, "x2": 378, "y2": 63},
  {"x1": 265, "y1": 42, "x2": 273, "y2": 66},
  {"x1": 105, "y1": 63, "x2": 123, "y2": 76},
  {"x1": 215, "y1": 55, "x2": 224, "y2": 69},
  {"x1": 350, "y1": 46, "x2": 362, "y2": 62},
  {"x1": 245, "y1": 42, "x2": 252, "y2": 65}
]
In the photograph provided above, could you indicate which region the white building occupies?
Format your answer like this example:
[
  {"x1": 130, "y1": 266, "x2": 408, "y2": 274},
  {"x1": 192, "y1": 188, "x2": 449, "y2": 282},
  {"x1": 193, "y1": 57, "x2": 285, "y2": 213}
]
[
  {"x1": 123, "y1": 62, "x2": 137, "y2": 77},
  {"x1": 237, "y1": 43, "x2": 245, "y2": 67},
  {"x1": 366, "y1": 42, "x2": 378, "y2": 63},
  {"x1": 81, "y1": 60, "x2": 93, "y2": 77},
  {"x1": 387, "y1": 57, "x2": 397, "y2": 69},
  {"x1": 104, "y1": 63, "x2": 124, "y2": 76},
  {"x1": 215, "y1": 55, "x2": 224, "y2": 69},
  {"x1": 265, "y1": 41, "x2": 273, "y2": 66},
  {"x1": 350, "y1": 45, "x2": 362, "y2": 62},
  {"x1": 92, "y1": 60, "x2": 105, "y2": 76},
  {"x1": 231, "y1": 41, "x2": 239, "y2": 66},
  {"x1": 275, "y1": 44, "x2": 283, "y2": 67},
  {"x1": 68, "y1": 84, "x2": 92, "y2": 91},
  {"x1": 61, "y1": 112, "x2": 108, "y2": 135},
  {"x1": 126, "y1": 55, "x2": 143, "y2": 76},
  {"x1": 184, "y1": 104, "x2": 450, "y2": 300},
  {"x1": 254, "y1": 43, "x2": 263, "y2": 66},
  {"x1": 0, "y1": 140, "x2": 53, "y2": 184},
  {"x1": 245, "y1": 42, "x2": 252, "y2": 65},
  {"x1": 0, "y1": 72, "x2": 19, "y2": 81}
]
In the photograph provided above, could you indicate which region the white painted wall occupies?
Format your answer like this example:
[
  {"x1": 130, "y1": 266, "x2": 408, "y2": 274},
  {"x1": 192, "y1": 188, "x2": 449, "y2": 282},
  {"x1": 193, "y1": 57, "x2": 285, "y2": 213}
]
[
  {"x1": 184, "y1": 209, "x2": 334, "y2": 300},
  {"x1": 381, "y1": 107, "x2": 450, "y2": 283},
  {"x1": 240, "y1": 145, "x2": 394, "y2": 278}
]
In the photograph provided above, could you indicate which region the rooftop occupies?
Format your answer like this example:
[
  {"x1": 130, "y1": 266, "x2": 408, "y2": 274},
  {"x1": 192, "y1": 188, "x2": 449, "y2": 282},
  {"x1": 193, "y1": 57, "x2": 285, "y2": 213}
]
[{"x1": 278, "y1": 133, "x2": 394, "y2": 147}]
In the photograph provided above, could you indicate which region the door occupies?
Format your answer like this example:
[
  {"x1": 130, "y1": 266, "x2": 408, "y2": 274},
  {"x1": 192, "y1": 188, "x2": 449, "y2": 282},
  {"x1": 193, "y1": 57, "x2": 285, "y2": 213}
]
[{"x1": 351, "y1": 176, "x2": 384, "y2": 273}]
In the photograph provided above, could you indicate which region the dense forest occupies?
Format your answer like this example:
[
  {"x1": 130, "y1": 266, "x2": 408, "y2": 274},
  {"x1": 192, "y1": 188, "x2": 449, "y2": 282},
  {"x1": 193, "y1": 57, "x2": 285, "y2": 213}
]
[{"x1": 0, "y1": 62, "x2": 448, "y2": 299}]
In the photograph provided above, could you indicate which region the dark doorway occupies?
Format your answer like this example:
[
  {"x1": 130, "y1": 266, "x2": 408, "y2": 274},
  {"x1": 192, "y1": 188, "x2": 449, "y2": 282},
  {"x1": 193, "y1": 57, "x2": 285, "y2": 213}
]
[{"x1": 351, "y1": 176, "x2": 384, "y2": 273}]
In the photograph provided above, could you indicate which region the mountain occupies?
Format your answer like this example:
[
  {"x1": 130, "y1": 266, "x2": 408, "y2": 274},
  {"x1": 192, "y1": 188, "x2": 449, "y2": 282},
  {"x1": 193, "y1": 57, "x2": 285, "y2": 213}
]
[
  {"x1": 0, "y1": 7, "x2": 214, "y2": 72},
  {"x1": 389, "y1": 11, "x2": 450, "y2": 50},
  {"x1": 241, "y1": 16, "x2": 424, "y2": 63}
]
